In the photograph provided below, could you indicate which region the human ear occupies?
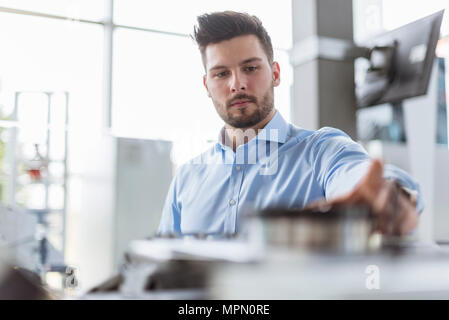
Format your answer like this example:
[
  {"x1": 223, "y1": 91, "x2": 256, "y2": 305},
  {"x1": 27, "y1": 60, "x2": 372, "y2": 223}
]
[
  {"x1": 272, "y1": 62, "x2": 281, "y2": 87},
  {"x1": 203, "y1": 74, "x2": 211, "y2": 97}
]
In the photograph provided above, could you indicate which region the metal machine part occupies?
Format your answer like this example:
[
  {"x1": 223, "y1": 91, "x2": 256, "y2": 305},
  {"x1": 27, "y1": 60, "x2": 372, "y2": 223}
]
[
  {"x1": 0, "y1": 262, "x2": 51, "y2": 300},
  {"x1": 245, "y1": 205, "x2": 380, "y2": 254}
]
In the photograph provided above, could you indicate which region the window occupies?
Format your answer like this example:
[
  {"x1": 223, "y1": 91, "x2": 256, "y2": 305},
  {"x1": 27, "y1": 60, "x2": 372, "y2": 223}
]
[
  {"x1": 113, "y1": 0, "x2": 292, "y2": 50},
  {"x1": 382, "y1": 0, "x2": 449, "y2": 36},
  {"x1": 0, "y1": 11, "x2": 103, "y2": 253},
  {"x1": 0, "y1": 0, "x2": 104, "y2": 21},
  {"x1": 112, "y1": 1, "x2": 293, "y2": 165}
]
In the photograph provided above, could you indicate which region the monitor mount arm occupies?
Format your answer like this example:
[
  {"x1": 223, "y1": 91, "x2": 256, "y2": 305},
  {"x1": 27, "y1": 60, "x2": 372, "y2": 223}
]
[{"x1": 346, "y1": 42, "x2": 397, "y2": 80}]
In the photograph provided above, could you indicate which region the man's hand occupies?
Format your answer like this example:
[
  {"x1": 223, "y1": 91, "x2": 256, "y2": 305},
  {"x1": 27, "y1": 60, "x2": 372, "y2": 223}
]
[{"x1": 312, "y1": 159, "x2": 419, "y2": 236}]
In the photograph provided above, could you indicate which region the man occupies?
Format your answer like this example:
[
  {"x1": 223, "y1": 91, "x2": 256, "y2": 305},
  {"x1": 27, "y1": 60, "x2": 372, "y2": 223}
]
[{"x1": 158, "y1": 11, "x2": 422, "y2": 236}]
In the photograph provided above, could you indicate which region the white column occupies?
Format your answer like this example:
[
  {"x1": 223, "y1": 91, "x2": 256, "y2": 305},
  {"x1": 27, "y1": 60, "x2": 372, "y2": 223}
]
[
  {"x1": 403, "y1": 61, "x2": 438, "y2": 243},
  {"x1": 291, "y1": 0, "x2": 357, "y2": 138}
]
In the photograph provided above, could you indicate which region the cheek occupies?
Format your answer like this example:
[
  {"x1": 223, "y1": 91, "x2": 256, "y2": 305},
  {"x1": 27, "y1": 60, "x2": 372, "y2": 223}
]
[
  {"x1": 244, "y1": 74, "x2": 269, "y2": 94},
  {"x1": 208, "y1": 81, "x2": 228, "y2": 97},
  {"x1": 254, "y1": 74, "x2": 272, "y2": 89}
]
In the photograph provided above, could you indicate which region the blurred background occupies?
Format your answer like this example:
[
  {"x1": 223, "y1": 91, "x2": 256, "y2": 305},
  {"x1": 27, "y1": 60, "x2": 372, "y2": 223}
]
[{"x1": 0, "y1": 0, "x2": 447, "y2": 294}]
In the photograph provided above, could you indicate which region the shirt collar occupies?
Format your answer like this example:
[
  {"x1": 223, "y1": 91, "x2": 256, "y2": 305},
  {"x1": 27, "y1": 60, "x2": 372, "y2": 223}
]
[{"x1": 215, "y1": 110, "x2": 289, "y2": 150}]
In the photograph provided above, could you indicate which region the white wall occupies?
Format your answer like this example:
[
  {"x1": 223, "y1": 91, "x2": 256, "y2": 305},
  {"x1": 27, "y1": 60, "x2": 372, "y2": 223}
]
[{"x1": 366, "y1": 141, "x2": 449, "y2": 242}]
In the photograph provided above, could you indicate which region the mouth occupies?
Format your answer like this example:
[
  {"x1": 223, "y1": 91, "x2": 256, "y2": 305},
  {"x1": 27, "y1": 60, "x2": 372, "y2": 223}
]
[{"x1": 230, "y1": 99, "x2": 252, "y2": 108}]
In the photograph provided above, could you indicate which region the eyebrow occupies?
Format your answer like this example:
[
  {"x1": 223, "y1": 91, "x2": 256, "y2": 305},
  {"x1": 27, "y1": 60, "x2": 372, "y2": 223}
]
[{"x1": 208, "y1": 57, "x2": 263, "y2": 73}]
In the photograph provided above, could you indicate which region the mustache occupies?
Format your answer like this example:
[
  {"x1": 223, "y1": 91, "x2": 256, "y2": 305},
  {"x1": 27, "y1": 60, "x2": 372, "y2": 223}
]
[{"x1": 226, "y1": 94, "x2": 257, "y2": 108}]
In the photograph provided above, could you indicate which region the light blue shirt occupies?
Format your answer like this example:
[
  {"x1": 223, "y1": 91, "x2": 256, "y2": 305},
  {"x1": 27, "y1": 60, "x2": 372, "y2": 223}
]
[{"x1": 158, "y1": 111, "x2": 423, "y2": 235}]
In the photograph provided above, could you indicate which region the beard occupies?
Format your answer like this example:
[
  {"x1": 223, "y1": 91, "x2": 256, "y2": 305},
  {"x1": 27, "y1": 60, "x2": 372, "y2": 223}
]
[{"x1": 212, "y1": 85, "x2": 274, "y2": 129}]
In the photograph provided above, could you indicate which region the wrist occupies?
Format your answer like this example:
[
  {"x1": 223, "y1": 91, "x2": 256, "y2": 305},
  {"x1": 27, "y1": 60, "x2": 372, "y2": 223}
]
[{"x1": 393, "y1": 181, "x2": 417, "y2": 208}]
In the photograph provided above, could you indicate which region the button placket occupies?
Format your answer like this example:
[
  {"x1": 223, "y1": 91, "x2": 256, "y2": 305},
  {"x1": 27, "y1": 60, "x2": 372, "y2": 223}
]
[{"x1": 228, "y1": 163, "x2": 244, "y2": 233}]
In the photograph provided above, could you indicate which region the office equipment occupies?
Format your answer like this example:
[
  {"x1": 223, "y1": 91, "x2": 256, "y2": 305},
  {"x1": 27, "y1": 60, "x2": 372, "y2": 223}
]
[
  {"x1": 83, "y1": 228, "x2": 449, "y2": 300},
  {"x1": 210, "y1": 242, "x2": 449, "y2": 299},
  {"x1": 114, "y1": 138, "x2": 173, "y2": 267},
  {"x1": 246, "y1": 205, "x2": 379, "y2": 254},
  {"x1": 0, "y1": 204, "x2": 38, "y2": 269},
  {"x1": 356, "y1": 10, "x2": 444, "y2": 108}
]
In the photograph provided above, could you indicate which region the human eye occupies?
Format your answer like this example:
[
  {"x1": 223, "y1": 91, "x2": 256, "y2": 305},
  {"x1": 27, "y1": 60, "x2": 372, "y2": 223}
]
[
  {"x1": 243, "y1": 65, "x2": 259, "y2": 73},
  {"x1": 214, "y1": 70, "x2": 229, "y2": 78}
]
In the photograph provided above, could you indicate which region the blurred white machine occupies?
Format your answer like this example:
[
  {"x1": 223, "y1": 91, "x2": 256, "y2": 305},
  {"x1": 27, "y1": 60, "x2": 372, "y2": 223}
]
[
  {"x1": 0, "y1": 204, "x2": 38, "y2": 270},
  {"x1": 113, "y1": 138, "x2": 173, "y2": 266}
]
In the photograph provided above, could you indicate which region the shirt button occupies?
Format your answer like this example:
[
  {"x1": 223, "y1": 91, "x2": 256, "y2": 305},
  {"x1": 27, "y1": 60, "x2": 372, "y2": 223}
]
[
  {"x1": 229, "y1": 199, "x2": 236, "y2": 206},
  {"x1": 235, "y1": 166, "x2": 241, "y2": 171}
]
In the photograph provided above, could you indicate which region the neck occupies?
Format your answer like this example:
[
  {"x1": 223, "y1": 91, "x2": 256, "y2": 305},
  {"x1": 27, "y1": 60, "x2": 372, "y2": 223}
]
[{"x1": 224, "y1": 109, "x2": 276, "y2": 152}]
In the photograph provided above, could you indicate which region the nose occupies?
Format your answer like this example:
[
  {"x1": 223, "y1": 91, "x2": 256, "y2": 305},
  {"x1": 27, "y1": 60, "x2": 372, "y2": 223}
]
[{"x1": 230, "y1": 71, "x2": 247, "y2": 93}]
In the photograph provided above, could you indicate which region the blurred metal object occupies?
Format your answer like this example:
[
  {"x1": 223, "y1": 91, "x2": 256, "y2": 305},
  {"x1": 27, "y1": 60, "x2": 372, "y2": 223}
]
[
  {"x1": 86, "y1": 236, "x2": 259, "y2": 299},
  {"x1": 86, "y1": 206, "x2": 381, "y2": 299},
  {"x1": 246, "y1": 205, "x2": 380, "y2": 254},
  {"x1": 121, "y1": 237, "x2": 261, "y2": 294},
  {"x1": 0, "y1": 262, "x2": 50, "y2": 300}
]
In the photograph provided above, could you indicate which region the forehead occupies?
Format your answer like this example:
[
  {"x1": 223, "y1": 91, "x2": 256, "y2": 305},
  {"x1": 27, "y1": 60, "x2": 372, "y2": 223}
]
[{"x1": 204, "y1": 34, "x2": 268, "y2": 70}]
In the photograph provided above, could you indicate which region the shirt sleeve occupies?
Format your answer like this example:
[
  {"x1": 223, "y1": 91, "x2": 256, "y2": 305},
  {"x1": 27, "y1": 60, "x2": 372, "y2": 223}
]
[
  {"x1": 157, "y1": 170, "x2": 182, "y2": 235},
  {"x1": 312, "y1": 127, "x2": 424, "y2": 213}
]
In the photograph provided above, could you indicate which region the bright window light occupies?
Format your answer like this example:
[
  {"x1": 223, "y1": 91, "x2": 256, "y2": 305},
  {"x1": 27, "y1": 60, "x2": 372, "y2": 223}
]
[
  {"x1": 114, "y1": 0, "x2": 292, "y2": 50},
  {"x1": 0, "y1": 11, "x2": 103, "y2": 253},
  {"x1": 0, "y1": 0, "x2": 104, "y2": 21},
  {"x1": 382, "y1": 0, "x2": 449, "y2": 36}
]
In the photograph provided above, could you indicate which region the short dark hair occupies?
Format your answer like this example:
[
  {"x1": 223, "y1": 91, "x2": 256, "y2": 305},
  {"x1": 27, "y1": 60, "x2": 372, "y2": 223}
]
[{"x1": 193, "y1": 11, "x2": 274, "y2": 68}]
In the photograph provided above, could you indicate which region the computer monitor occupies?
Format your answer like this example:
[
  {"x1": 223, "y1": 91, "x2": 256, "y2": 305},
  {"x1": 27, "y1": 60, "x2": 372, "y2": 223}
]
[{"x1": 356, "y1": 10, "x2": 444, "y2": 108}]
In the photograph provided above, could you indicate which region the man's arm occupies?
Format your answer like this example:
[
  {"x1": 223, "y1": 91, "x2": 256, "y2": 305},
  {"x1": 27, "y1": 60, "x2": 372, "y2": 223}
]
[
  {"x1": 311, "y1": 127, "x2": 422, "y2": 235},
  {"x1": 324, "y1": 159, "x2": 419, "y2": 235},
  {"x1": 157, "y1": 175, "x2": 182, "y2": 235}
]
